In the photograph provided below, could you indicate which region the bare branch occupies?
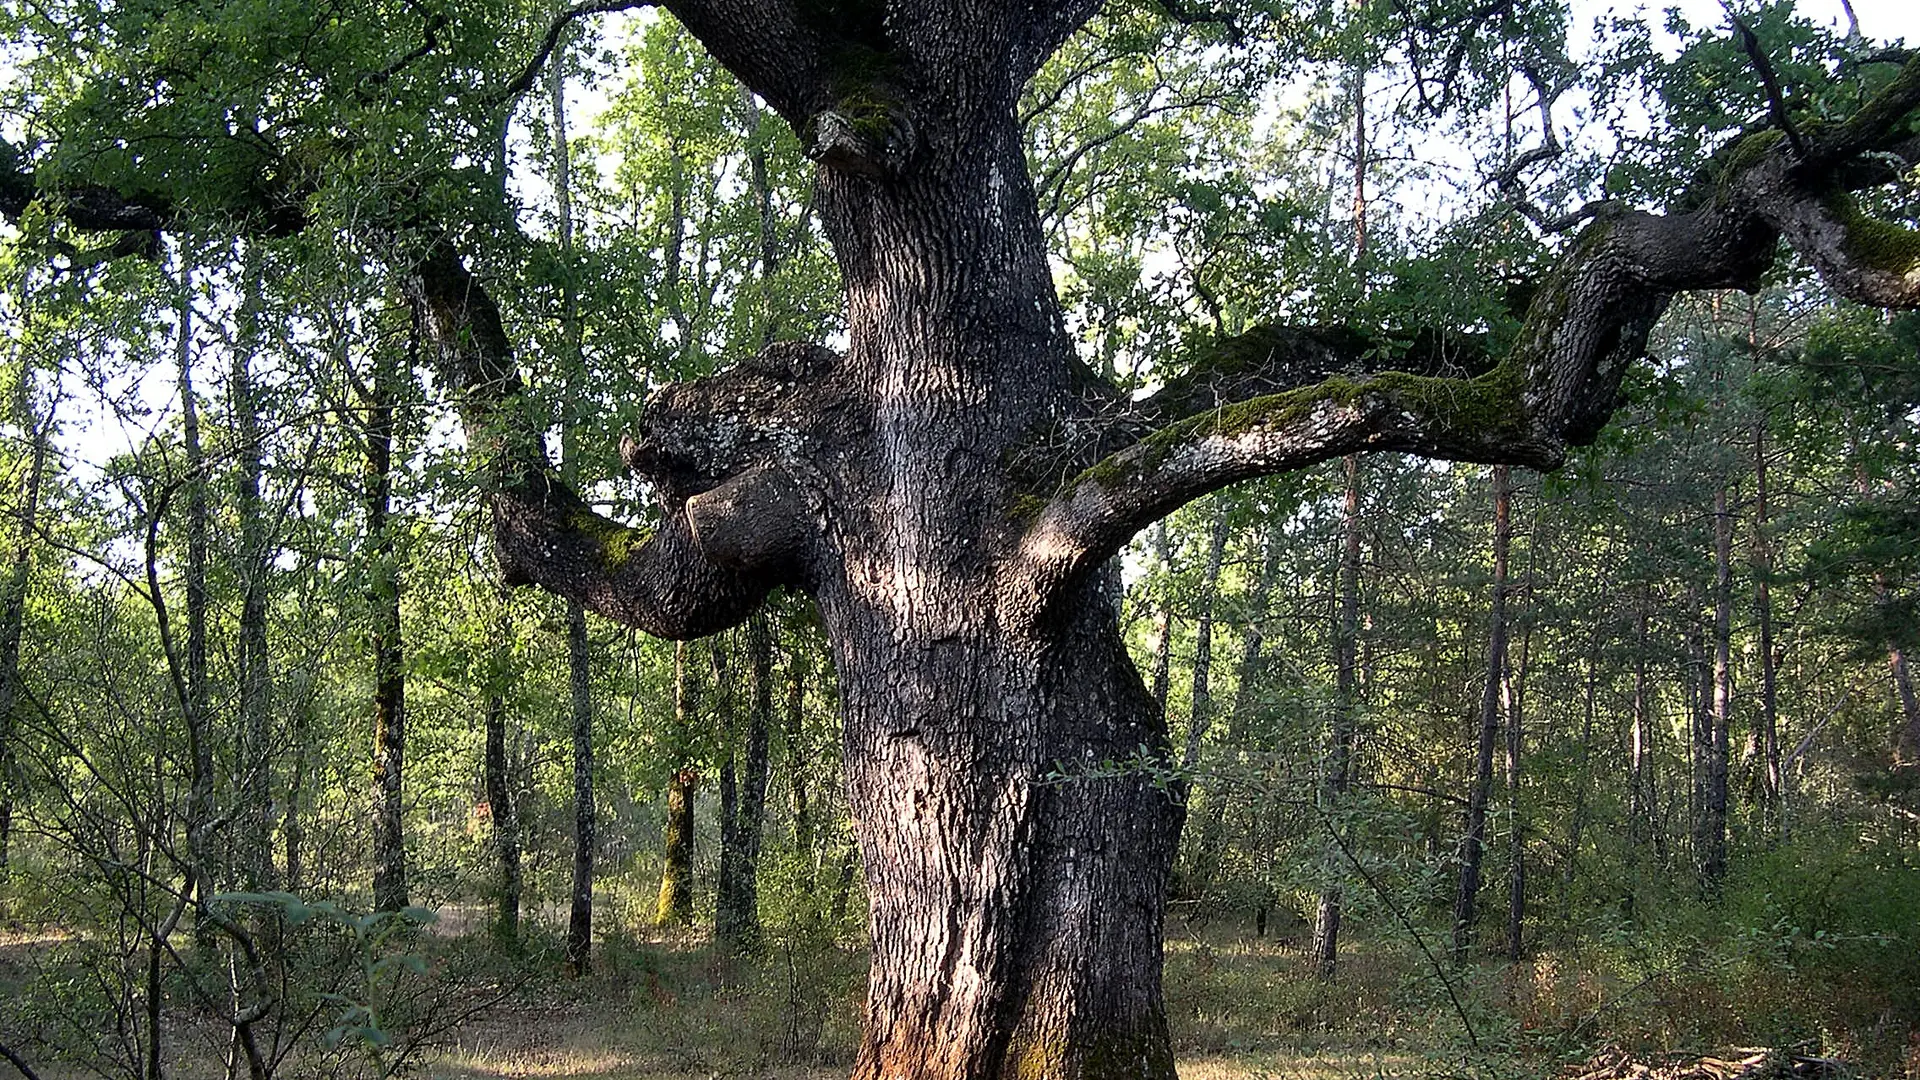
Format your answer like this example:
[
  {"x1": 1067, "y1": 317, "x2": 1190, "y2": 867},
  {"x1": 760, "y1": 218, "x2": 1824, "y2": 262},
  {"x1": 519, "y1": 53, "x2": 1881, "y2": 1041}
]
[
  {"x1": 489, "y1": 0, "x2": 651, "y2": 108},
  {"x1": 1726, "y1": 7, "x2": 1806, "y2": 158}
]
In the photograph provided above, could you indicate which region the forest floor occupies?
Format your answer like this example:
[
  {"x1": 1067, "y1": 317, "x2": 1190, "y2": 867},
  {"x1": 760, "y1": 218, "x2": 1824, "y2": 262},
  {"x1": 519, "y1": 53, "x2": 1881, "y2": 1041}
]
[
  {"x1": 3, "y1": 913, "x2": 1896, "y2": 1079},
  {"x1": 421, "y1": 919, "x2": 1520, "y2": 1080}
]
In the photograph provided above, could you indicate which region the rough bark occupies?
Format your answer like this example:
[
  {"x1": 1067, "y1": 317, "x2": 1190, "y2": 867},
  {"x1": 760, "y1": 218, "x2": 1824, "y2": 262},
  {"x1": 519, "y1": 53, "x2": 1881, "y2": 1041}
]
[{"x1": 1454, "y1": 463, "x2": 1510, "y2": 956}]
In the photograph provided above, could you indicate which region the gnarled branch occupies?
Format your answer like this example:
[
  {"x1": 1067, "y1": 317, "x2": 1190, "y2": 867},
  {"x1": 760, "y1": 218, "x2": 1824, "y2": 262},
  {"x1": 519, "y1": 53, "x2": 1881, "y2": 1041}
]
[
  {"x1": 408, "y1": 238, "x2": 813, "y2": 638},
  {"x1": 1014, "y1": 63, "x2": 1920, "y2": 600}
]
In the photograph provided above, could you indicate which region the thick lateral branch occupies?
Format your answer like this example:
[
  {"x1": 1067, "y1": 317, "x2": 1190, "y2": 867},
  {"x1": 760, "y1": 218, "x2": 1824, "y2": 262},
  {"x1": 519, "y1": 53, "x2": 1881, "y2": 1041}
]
[
  {"x1": 409, "y1": 238, "x2": 805, "y2": 638},
  {"x1": 1020, "y1": 68, "x2": 1920, "y2": 593}
]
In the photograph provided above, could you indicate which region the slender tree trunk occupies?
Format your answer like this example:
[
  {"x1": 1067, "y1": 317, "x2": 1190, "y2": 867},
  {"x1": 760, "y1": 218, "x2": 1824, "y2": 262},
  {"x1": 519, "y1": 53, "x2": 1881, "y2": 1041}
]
[
  {"x1": 564, "y1": 601, "x2": 594, "y2": 967},
  {"x1": 717, "y1": 612, "x2": 774, "y2": 953},
  {"x1": 1190, "y1": 520, "x2": 1281, "y2": 903},
  {"x1": 483, "y1": 591, "x2": 521, "y2": 952},
  {"x1": 783, "y1": 621, "x2": 817, "y2": 894},
  {"x1": 1751, "y1": 418, "x2": 1782, "y2": 833},
  {"x1": 1892, "y1": 644, "x2": 1920, "y2": 766},
  {"x1": 551, "y1": 39, "x2": 597, "y2": 971},
  {"x1": 1699, "y1": 482, "x2": 1733, "y2": 896},
  {"x1": 1179, "y1": 501, "x2": 1231, "y2": 773},
  {"x1": 1628, "y1": 586, "x2": 1653, "y2": 850},
  {"x1": 1454, "y1": 463, "x2": 1510, "y2": 956},
  {"x1": 656, "y1": 641, "x2": 699, "y2": 927},
  {"x1": 284, "y1": 693, "x2": 310, "y2": 893},
  {"x1": 1316, "y1": 45, "x2": 1369, "y2": 974},
  {"x1": 232, "y1": 259, "x2": 274, "y2": 892},
  {"x1": 177, "y1": 269, "x2": 217, "y2": 928},
  {"x1": 1172, "y1": 502, "x2": 1228, "y2": 905},
  {"x1": 1851, "y1": 464, "x2": 1920, "y2": 766},
  {"x1": 1148, "y1": 521, "x2": 1174, "y2": 711},
  {"x1": 1505, "y1": 529, "x2": 1535, "y2": 966},
  {"x1": 0, "y1": 369, "x2": 52, "y2": 875},
  {"x1": 1311, "y1": 453, "x2": 1363, "y2": 980},
  {"x1": 367, "y1": 328, "x2": 408, "y2": 913}
]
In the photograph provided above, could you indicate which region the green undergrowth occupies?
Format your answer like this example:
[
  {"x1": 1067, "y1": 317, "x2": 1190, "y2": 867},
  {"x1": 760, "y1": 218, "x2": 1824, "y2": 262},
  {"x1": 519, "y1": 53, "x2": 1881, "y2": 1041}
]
[{"x1": 5, "y1": 856, "x2": 1913, "y2": 1080}]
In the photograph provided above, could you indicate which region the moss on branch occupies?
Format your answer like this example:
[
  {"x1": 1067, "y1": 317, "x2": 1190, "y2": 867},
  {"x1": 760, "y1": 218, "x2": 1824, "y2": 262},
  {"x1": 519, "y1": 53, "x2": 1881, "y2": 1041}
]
[{"x1": 1824, "y1": 192, "x2": 1920, "y2": 277}]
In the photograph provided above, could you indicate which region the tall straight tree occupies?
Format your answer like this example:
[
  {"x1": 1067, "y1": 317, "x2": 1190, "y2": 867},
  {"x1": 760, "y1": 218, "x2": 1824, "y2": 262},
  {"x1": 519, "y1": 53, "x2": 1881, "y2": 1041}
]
[
  {"x1": 717, "y1": 611, "x2": 774, "y2": 952},
  {"x1": 16, "y1": 0, "x2": 1920, "y2": 1072},
  {"x1": 1311, "y1": 453, "x2": 1362, "y2": 979},
  {"x1": 231, "y1": 256, "x2": 275, "y2": 892},
  {"x1": 1455, "y1": 462, "x2": 1510, "y2": 955},
  {"x1": 0, "y1": 353, "x2": 52, "y2": 874},
  {"x1": 549, "y1": 33, "x2": 598, "y2": 977},
  {"x1": 655, "y1": 640, "x2": 699, "y2": 927},
  {"x1": 366, "y1": 317, "x2": 409, "y2": 913}
]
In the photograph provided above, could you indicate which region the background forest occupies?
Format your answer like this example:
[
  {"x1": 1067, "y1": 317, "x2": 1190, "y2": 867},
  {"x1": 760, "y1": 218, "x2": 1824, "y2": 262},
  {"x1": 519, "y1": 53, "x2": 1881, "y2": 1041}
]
[{"x1": 1, "y1": 0, "x2": 1918, "y2": 1077}]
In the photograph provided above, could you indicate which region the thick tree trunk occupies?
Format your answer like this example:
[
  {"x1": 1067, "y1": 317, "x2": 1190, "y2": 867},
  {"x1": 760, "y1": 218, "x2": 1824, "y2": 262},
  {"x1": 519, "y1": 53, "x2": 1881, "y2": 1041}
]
[
  {"x1": 802, "y1": 110, "x2": 1180, "y2": 1080},
  {"x1": 717, "y1": 612, "x2": 773, "y2": 953},
  {"x1": 655, "y1": 641, "x2": 699, "y2": 928},
  {"x1": 1311, "y1": 453, "x2": 1363, "y2": 980},
  {"x1": 832, "y1": 585, "x2": 1178, "y2": 1080},
  {"x1": 368, "y1": 334, "x2": 408, "y2": 913},
  {"x1": 1454, "y1": 463, "x2": 1510, "y2": 956}
]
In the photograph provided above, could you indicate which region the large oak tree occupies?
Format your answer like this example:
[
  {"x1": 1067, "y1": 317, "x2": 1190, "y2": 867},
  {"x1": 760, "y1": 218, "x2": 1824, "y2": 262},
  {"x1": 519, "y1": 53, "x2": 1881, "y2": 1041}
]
[{"x1": 9, "y1": 0, "x2": 1920, "y2": 1075}]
